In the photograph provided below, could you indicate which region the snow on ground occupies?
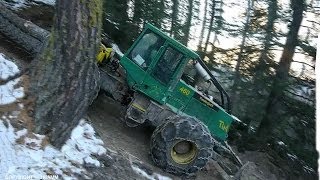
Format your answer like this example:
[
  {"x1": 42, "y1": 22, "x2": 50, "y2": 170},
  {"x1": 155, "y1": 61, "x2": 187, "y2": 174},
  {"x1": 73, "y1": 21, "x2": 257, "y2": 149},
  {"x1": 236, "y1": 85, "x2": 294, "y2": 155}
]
[
  {"x1": 0, "y1": 55, "x2": 171, "y2": 179},
  {"x1": 61, "y1": 119, "x2": 106, "y2": 167},
  {"x1": 0, "y1": 53, "x2": 24, "y2": 105},
  {"x1": 0, "y1": 54, "x2": 99, "y2": 179},
  {"x1": 3, "y1": 0, "x2": 55, "y2": 9},
  {"x1": 0, "y1": 115, "x2": 171, "y2": 180},
  {"x1": 131, "y1": 164, "x2": 172, "y2": 180},
  {"x1": 0, "y1": 118, "x2": 106, "y2": 179},
  {"x1": 33, "y1": 0, "x2": 56, "y2": 6}
]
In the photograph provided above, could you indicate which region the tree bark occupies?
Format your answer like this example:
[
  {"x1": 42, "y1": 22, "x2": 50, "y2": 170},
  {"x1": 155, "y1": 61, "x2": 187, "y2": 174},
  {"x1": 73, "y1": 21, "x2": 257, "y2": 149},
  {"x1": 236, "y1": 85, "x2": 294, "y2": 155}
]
[
  {"x1": 258, "y1": 0, "x2": 305, "y2": 138},
  {"x1": 30, "y1": 0, "x2": 102, "y2": 148},
  {"x1": 0, "y1": 3, "x2": 49, "y2": 55}
]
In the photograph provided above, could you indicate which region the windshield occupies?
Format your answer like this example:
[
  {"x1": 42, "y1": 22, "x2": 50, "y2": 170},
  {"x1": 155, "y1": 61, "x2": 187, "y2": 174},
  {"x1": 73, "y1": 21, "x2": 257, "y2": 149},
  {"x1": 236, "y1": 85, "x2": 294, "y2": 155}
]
[{"x1": 129, "y1": 31, "x2": 164, "y2": 69}]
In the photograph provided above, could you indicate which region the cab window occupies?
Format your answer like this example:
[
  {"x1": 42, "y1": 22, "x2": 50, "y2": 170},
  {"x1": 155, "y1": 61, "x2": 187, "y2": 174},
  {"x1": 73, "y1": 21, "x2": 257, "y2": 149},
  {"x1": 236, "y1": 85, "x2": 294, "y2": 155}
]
[
  {"x1": 129, "y1": 30, "x2": 164, "y2": 69},
  {"x1": 152, "y1": 46, "x2": 184, "y2": 85}
]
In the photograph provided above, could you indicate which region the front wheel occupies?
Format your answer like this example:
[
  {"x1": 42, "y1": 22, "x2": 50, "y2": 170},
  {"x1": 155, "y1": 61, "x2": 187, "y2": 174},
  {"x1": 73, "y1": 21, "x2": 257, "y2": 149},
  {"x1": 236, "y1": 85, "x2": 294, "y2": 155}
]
[{"x1": 150, "y1": 116, "x2": 214, "y2": 176}]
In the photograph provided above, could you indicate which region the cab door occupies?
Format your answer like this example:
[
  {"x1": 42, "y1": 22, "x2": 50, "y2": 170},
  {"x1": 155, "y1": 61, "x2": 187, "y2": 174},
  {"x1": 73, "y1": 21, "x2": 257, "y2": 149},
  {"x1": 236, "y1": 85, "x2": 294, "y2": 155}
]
[
  {"x1": 121, "y1": 30, "x2": 165, "y2": 96},
  {"x1": 121, "y1": 29, "x2": 185, "y2": 104},
  {"x1": 139, "y1": 45, "x2": 185, "y2": 104}
]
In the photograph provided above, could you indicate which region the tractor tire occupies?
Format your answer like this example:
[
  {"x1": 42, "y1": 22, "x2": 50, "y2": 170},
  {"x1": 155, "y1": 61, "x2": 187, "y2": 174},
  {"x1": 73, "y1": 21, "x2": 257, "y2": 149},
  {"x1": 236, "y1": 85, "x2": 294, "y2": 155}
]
[{"x1": 150, "y1": 116, "x2": 214, "y2": 176}]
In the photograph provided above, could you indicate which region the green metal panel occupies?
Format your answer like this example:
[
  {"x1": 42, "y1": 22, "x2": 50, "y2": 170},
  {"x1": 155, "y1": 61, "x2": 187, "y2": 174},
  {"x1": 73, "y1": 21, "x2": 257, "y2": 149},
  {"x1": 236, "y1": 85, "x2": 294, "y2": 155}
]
[
  {"x1": 120, "y1": 55, "x2": 168, "y2": 104},
  {"x1": 165, "y1": 80, "x2": 232, "y2": 140},
  {"x1": 166, "y1": 81, "x2": 194, "y2": 110},
  {"x1": 120, "y1": 56, "x2": 146, "y2": 87},
  {"x1": 183, "y1": 94, "x2": 233, "y2": 140}
]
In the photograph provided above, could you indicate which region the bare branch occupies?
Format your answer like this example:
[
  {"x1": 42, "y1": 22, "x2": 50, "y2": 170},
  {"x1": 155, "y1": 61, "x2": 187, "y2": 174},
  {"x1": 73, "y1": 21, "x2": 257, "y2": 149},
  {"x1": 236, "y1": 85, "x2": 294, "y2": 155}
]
[
  {"x1": 306, "y1": 20, "x2": 320, "y2": 26},
  {"x1": 292, "y1": 61, "x2": 315, "y2": 69}
]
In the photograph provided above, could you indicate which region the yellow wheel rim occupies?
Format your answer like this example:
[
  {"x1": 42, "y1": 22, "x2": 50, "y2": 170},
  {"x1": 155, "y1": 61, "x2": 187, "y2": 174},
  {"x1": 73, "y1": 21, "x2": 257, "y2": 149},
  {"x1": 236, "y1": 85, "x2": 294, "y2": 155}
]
[{"x1": 170, "y1": 140, "x2": 198, "y2": 164}]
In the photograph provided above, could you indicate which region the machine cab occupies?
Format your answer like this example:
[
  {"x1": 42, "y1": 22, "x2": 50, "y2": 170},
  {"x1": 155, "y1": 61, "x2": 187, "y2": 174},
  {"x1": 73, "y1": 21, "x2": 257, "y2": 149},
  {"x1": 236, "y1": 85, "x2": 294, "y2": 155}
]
[
  {"x1": 120, "y1": 23, "x2": 233, "y2": 140},
  {"x1": 120, "y1": 24, "x2": 199, "y2": 103}
]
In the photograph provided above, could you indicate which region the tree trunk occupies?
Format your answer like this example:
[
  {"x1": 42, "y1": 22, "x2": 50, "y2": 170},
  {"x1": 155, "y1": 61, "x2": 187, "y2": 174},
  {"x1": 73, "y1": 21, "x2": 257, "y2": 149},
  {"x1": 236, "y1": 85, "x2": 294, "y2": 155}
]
[
  {"x1": 258, "y1": 0, "x2": 305, "y2": 138},
  {"x1": 198, "y1": 0, "x2": 208, "y2": 51},
  {"x1": 0, "y1": 3, "x2": 49, "y2": 56},
  {"x1": 181, "y1": 0, "x2": 193, "y2": 45},
  {"x1": 256, "y1": 0, "x2": 277, "y2": 73},
  {"x1": 30, "y1": 0, "x2": 102, "y2": 148},
  {"x1": 204, "y1": 0, "x2": 215, "y2": 53},
  {"x1": 247, "y1": 0, "x2": 278, "y2": 131},
  {"x1": 132, "y1": 0, "x2": 144, "y2": 30},
  {"x1": 230, "y1": 0, "x2": 254, "y2": 103},
  {"x1": 170, "y1": 0, "x2": 179, "y2": 37}
]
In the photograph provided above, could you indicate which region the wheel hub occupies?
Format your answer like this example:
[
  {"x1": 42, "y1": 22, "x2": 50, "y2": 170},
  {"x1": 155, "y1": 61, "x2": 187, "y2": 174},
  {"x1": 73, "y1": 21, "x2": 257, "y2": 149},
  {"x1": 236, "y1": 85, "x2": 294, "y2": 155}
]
[
  {"x1": 171, "y1": 140, "x2": 198, "y2": 165},
  {"x1": 173, "y1": 141, "x2": 192, "y2": 154}
]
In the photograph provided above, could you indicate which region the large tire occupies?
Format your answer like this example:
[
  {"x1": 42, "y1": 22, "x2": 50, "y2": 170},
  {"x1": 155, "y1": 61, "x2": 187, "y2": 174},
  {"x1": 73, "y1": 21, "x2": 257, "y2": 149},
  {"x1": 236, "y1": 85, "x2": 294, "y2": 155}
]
[{"x1": 150, "y1": 116, "x2": 214, "y2": 176}]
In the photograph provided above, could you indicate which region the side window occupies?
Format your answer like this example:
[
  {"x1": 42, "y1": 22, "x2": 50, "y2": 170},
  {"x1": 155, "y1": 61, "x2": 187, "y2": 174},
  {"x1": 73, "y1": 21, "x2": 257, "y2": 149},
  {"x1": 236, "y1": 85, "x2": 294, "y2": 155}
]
[
  {"x1": 152, "y1": 46, "x2": 184, "y2": 85},
  {"x1": 129, "y1": 31, "x2": 164, "y2": 69}
]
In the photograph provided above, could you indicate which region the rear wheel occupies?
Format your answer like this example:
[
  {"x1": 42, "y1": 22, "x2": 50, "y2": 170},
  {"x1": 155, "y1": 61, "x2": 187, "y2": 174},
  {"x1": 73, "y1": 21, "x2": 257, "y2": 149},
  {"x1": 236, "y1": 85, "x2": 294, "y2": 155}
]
[{"x1": 150, "y1": 116, "x2": 214, "y2": 176}]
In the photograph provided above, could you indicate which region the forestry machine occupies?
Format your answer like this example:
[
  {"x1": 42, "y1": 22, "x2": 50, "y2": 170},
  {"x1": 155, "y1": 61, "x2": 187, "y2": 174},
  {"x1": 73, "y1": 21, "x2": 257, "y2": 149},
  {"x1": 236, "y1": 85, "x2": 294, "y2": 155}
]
[{"x1": 96, "y1": 23, "x2": 241, "y2": 176}]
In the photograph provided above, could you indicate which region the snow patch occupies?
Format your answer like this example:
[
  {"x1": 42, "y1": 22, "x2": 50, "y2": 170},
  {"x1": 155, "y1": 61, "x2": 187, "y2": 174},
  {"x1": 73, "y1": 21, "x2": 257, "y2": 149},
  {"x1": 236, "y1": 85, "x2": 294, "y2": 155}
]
[
  {"x1": 287, "y1": 153, "x2": 298, "y2": 161},
  {"x1": 0, "y1": 54, "x2": 19, "y2": 79},
  {"x1": 61, "y1": 119, "x2": 107, "y2": 166},
  {"x1": 131, "y1": 165, "x2": 171, "y2": 180},
  {"x1": 277, "y1": 141, "x2": 286, "y2": 146},
  {"x1": 111, "y1": 43, "x2": 124, "y2": 57},
  {"x1": 4, "y1": 0, "x2": 55, "y2": 9},
  {"x1": 303, "y1": 165, "x2": 315, "y2": 173},
  {"x1": 33, "y1": 0, "x2": 56, "y2": 6},
  {"x1": 0, "y1": 118, "x2": 107, "y2": 179},
  {"x1": 0, "y1": 53, "x2": 24, "y2": 105}
]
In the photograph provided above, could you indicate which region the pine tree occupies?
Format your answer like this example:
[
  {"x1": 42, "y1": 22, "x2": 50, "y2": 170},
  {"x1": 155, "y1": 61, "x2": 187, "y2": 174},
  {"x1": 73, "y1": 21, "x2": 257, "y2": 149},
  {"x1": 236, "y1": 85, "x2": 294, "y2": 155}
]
[
  {"x1": 204, "y1": 0, "x2": 216, "y2": 52},
  {"x1": 198, "y1": 0, "x2": 208, "y2": 51},
  {"x1": 230, "y1": 0, "x2": 254, "y2": 103},
  {"x1": 181, "y1": 0, "x2": 194, "y2": 45},
  {"x1": 258, "y1": 0, "x2": 305, "y2": 139}
]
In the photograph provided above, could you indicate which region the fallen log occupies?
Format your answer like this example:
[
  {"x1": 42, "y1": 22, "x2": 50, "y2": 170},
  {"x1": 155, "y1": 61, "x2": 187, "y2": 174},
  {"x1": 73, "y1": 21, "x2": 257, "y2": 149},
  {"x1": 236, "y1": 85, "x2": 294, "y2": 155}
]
[{"x1": 0, "y1": 3, "x2": 49, "y2": 56}]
